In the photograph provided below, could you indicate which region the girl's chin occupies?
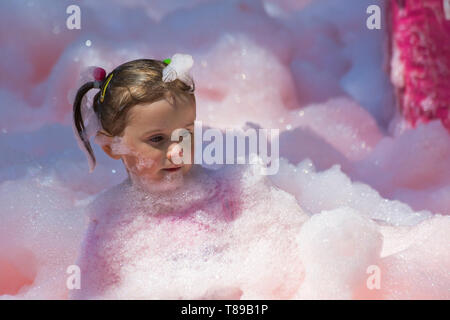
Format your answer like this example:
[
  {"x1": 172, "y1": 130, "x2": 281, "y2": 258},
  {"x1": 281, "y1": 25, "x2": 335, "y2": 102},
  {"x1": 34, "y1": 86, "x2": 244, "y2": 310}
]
[{"x1": 131, "y1": 170, "x2": 185, "y2": 193}]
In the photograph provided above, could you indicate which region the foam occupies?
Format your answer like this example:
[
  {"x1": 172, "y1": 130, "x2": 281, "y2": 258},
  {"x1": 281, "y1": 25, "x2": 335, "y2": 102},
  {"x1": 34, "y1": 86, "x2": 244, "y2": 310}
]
[
  {"x1": 293, "y1": 207, "x2": 382, "y2": 299},
  {"x1": 0, "y1": 0, "x2": 449, "y2": 300},
  {"x1": 71, "y1": 164, "x2": 307, "y2": 299}
]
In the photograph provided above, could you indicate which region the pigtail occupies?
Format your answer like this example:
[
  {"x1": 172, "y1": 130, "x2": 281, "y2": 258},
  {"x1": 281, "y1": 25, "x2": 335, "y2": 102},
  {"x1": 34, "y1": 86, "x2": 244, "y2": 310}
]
[{"x1": 72, "y1": 81, "x2": 97, "y2": 173}]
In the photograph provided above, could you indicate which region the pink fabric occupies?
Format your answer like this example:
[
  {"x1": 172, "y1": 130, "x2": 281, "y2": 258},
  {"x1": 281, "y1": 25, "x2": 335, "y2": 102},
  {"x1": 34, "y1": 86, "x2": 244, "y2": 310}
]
[{"x1": 391, "y1": 0, "x2": 450, "y2": 129}]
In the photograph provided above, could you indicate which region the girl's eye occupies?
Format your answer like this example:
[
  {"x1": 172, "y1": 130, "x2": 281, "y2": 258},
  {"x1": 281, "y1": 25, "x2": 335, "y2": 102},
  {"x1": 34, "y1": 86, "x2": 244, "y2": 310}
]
[{"x1": 149, "y1": 135, "x2": 164, "y2": 143}]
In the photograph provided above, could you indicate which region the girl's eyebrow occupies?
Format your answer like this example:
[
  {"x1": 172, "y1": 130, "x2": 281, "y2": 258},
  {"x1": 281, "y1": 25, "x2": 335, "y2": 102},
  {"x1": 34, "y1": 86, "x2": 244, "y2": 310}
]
[
  {"x1": 143, "y1": 122, "x2": 194, "y2": 136},
  {"x1": 143, "y1": 129, "x2": 161, "y2": 136}
]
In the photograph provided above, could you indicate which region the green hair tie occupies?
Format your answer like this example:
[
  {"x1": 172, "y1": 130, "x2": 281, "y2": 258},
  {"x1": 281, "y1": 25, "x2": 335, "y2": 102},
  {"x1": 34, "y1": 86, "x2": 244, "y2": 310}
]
[{"x1": 163, "y1": 58, "x2": 171, "y2": 64}]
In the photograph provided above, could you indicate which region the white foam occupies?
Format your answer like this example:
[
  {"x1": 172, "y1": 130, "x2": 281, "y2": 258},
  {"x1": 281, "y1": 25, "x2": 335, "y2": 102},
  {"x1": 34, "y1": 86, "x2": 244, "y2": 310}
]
[{"x1": 0, "y1": 0, "x2": 448, "y2": 300}]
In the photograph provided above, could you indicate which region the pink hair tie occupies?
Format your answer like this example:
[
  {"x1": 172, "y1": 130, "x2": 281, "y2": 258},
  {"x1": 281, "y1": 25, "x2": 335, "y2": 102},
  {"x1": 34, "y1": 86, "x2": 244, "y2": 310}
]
[{"x1": 93, "y1": 67, "x2": 106, "y2": 88}]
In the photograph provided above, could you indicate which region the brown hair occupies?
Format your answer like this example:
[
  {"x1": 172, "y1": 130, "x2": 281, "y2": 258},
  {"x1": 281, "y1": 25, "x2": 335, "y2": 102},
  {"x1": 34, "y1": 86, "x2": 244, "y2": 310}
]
[{"x1": 73, "y1": 59, "x2": 196, "y2": 170}]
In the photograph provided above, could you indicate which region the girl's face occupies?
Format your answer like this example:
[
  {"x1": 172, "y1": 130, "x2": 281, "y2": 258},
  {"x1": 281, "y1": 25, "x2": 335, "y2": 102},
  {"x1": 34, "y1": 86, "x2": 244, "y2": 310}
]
[{"x1": 99, "y1": 94, "x2": 196, "y2": 189}]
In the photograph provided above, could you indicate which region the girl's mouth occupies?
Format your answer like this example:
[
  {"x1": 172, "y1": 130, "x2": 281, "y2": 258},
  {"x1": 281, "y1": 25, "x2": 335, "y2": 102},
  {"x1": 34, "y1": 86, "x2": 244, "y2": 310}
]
[{"x1": 163, "y1": 167, "x2": 182, "y2": 172}]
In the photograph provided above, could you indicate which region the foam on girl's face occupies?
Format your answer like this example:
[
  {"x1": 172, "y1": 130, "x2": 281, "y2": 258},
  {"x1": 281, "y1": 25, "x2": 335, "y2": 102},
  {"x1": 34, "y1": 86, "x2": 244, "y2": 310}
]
[{"x1": 96, "y1": 134, "x2": 185, "y2": 192}]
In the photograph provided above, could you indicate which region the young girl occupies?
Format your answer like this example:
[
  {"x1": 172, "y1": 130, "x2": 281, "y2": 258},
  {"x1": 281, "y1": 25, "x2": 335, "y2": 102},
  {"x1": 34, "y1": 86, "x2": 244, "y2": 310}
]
[{"x1": 71, "y1": 54, "x2": 307, "y2": 299}]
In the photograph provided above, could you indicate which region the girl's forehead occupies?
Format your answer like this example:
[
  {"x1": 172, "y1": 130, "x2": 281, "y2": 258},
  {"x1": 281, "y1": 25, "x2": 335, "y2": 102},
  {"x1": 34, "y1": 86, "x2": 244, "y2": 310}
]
[{"x1": 125, "y1": 99, "x2": 196, "y2": 134}]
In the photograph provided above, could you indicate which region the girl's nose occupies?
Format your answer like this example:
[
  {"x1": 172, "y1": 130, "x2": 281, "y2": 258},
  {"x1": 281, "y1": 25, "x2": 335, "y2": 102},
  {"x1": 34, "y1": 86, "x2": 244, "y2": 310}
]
[{"x1": 167, "y1": 143, "x2": 184, "y2": 164}]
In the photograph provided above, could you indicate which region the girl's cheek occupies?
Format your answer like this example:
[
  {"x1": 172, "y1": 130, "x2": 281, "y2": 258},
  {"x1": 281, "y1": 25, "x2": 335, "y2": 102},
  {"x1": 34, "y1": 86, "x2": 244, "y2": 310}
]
[
  {"x1": 140, "y1": 149, "x2": 167, "y2": 173},
  {"x1": 124, "y1": 149, "x2": 162, "y2": 175},
  {"x1": 123, "y1": 154, "x2": 139, "y2": 174}
]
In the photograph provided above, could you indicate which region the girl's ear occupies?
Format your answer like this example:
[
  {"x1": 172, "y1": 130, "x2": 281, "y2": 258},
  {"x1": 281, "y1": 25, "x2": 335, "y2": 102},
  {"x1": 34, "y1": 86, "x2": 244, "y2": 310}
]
[{"x1": 96, "y1": 131, "x2": 122, "y2": 160}]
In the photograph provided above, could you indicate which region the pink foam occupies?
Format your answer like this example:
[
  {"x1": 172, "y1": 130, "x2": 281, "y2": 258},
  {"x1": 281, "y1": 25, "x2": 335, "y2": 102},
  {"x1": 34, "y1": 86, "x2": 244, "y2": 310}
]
[
  {"x1": 390, "y1": 0, "x2": 450, "y2": 130},
  {"x1": 0, "y1": 0, "x2": 448, "y2": 300}
]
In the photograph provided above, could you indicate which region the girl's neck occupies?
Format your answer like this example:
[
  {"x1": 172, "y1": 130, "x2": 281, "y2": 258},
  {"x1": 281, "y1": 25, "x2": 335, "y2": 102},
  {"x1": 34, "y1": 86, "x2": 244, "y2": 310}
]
[{"x1": 121, "y1": 165, "x2": 220, "y2": 215}]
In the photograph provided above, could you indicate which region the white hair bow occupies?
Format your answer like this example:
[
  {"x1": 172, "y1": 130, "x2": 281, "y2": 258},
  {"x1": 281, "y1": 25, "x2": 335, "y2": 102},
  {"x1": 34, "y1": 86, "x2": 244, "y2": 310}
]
[{"x1": 162, "y1": 53, "x2": 195, "y2": 93}]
